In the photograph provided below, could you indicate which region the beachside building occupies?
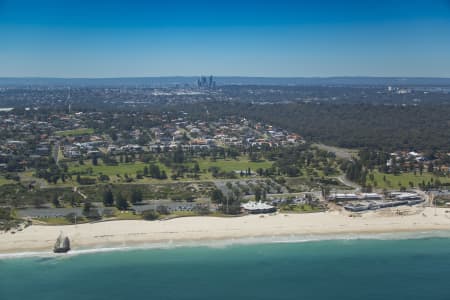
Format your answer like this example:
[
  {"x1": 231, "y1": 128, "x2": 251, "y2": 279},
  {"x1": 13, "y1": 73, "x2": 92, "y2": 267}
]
[
  {"x1": 241, "y1": 201, "x2": 276, "y2": 214},
  {"x1": 330, "y1": 193, "x2": 359, "y2": 201}
]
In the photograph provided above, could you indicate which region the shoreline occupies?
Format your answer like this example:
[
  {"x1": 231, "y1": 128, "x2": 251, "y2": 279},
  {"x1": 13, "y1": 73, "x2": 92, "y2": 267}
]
[
  {"x1": 2, "y1": 207, "x2": 450, "y2": 257},
  {"x1": 3, "y1": 229, "x2": 450, "y2": 260}
]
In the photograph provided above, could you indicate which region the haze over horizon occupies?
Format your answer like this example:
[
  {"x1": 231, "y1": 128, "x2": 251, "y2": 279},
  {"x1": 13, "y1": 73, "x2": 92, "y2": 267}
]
[{"x1": 1, "y1": 0, "x2": 450, "y2": 78}]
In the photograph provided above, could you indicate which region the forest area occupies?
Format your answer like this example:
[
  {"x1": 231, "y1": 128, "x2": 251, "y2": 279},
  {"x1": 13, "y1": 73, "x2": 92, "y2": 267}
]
[{"x1": 179, "y1": 101, "x2": 450, "y2": 151}]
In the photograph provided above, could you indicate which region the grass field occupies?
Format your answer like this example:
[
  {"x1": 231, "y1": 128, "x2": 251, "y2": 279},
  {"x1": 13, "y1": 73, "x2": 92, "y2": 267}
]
[
  {"x1": 55, "y1": 128, "x2": 94, "y2": 137},
  {"x1": 69, "y1": 160, "x2": 157, "y2": 177},
  {"x1": 368, "y1": 170, "x2": 450, "y2": 189},
  {"x1": 67, "y1": 156, "x2": 273, "y2": 182},
  {"x1": 34, "y1": 217, "x2": 87, "y2": 225},
  {"x1": 0, "y1": 177, "x2": 15, "y2": 186},
  {"x1": 279, "y1": 204, "x2": 324, "y2": 213},
  {"x1": 115, "y1": 211, "x2": 142, "y2": 220}
]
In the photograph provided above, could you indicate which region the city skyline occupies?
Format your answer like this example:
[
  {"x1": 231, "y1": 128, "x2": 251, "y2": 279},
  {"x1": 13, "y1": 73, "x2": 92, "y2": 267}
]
[{"x1": 1, "y1": 0, "x2": 450, "y2": 77}]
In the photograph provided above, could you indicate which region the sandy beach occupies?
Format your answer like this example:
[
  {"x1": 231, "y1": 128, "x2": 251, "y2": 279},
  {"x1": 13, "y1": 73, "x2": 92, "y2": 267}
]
[{"x1": 2, "y1": 207, "x2": 450, "y2": 254}]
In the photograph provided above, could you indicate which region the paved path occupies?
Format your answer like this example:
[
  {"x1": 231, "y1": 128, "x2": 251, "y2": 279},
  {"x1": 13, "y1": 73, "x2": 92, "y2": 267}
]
[{"x1": 336, "y1": 174, "x2": 361, "y2": 191}]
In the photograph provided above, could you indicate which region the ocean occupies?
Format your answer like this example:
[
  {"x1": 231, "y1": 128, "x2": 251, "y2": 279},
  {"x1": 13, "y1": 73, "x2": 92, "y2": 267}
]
[{"x1": 1, "y1": 235, "x2": 450, "y2": 300}]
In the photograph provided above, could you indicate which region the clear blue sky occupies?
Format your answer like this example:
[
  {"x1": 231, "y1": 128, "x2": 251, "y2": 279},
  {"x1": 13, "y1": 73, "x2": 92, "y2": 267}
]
[{"x1": 1, "y1": 0, "x2": 450, "y2": 77}]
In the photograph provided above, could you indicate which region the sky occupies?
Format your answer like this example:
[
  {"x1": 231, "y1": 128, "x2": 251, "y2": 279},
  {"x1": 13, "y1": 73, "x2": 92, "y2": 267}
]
[{"x1": 1, "y1": 0, "x2": 450, "y2": 77}]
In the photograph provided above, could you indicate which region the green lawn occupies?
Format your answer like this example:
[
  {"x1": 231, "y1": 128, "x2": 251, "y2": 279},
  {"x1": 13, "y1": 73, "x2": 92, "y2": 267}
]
[
  {"x1": 115, "y1": 211, "x2": 142, "y2": 220},
  {"x1": 279, "y1": 204, "x2": 324, "y2": 213},
  {"x1": 369, "y1": 170, "x2": 450, "y2": 189},
  {"x1": 68, "y1": 157, "x2": 273, "y2": 182},
  {"x1": 0, "y1": 177, "x2": 15, "y2": 186},
  {"x1": 34, "y1": 217, "x2": 88, "y2": 225},
  {"x1": 69, "y1": 160, "x2": 149, "y2": 176},
  {"x1": 55, "y1": 128, "x2": 94, "y2": 137}
]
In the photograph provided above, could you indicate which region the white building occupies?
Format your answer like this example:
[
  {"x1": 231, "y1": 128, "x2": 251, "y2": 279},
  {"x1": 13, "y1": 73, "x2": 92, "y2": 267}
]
[{"x1": 241, "y1": 201, "x2": 276, "y2": 214}]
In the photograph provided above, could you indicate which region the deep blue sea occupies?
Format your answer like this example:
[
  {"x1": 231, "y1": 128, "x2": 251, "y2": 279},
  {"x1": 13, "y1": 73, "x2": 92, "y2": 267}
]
[{"x1": 1, "y1": 236, "x2": 450, "y2": 300}]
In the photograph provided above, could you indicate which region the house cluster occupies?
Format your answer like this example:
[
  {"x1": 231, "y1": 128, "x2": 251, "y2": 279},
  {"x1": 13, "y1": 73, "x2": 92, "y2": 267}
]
[
  {"x1": 0, "y1": 114, "x2": 61, "y2": 171},
  {"x1": 0, "y1": 109, "x2": 305, "y2": 174},
  {"x1": 60, "y1": 114, "x2": 303, "y2": 160},
  {"x1": 63, "y1": 140, "x2": 106, "y2": 159},
  {"x1": 388, "y1": 151, "x2": 450, "y2": 174}
]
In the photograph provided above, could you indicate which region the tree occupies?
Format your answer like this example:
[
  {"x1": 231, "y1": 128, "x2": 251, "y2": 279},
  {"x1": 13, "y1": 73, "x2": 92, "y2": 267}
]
[
  {"x1": 83, "y1": 201, "x2": 92, "y2": 215},
  {"x1": 52, "y1": 194, "x2": 60, "y2": 208},
  {"x1": 115, "y1": 193, "x2": 129, "y2": 210},
  {"x1": 321, "y1": 186, "x2": 330, "y2": 200},
  {"x1": 419, "y1": 162, "x2": 424, "y2": 175},
  {"x1": 149, "y1": 163, "x2": 161, "y2": 179},
  {"x1": 0, "y1": 207, "x2": 13, "y2": 221},
  {"x1": 33, "y1": 197, "x2": 44, "y2": 208},
  {"x1": 103, "y1": 189, "x2": 114, "y2": 206},
  {"x1": 211, "y1": 188, "x2": 224, "y2": 203},
  {"x1": 254, "y1": 188, "x2": 262, "y2": 202},
  {"x1": 156, "y1": 205, "x2": 170, "y2": 215},
  {"x1": 65, "y1": 213, "x2": 77, "y2": 224},
  {"x1": 70, "y1": 195, "x2": 77, "y2": 207},
  {"x1": 193, "y1": 162, "x2": 200, "y2": 174},
  {"x1": 173, "y1": 145, "x2": 184, "y2": 164},
  {"x1": 130, "y1": 189, "x2": 143, "y2": 205},
  {"x1": 142, "y1": 209, "x2": 159, "y2": 220}
]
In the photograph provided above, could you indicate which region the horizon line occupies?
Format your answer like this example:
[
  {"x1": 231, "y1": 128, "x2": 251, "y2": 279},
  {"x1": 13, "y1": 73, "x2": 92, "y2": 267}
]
[{"x1": 2, "y1": 75, "x2": 450, "y2": 79}]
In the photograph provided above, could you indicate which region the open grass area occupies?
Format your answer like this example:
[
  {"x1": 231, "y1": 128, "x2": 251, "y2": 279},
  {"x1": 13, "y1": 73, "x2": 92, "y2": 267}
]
[
  {"x1": 55, "y1": 128, "x2": 94, "y2": 137},
  {"x1": 0, "y1": 177, "x2": 15, "y2": 186},
  {"x1": 67, "y1": 156, "x2": 273, "y2": 182},
  {"x1": 279, "y1": 204, "x2": 324, "y2": 213},
  {"x1": 114, "y1": 211, "x2": 142, "y2": 220},
  {"x1": 368, "y1": 170, "x2": 450, "y2": 189},
  {"x1": 34, "y1": 217, "x2": 88, "y2": 225},
  {"x1": 69, "y1": 160, "x2": 157, "y2": 177}
]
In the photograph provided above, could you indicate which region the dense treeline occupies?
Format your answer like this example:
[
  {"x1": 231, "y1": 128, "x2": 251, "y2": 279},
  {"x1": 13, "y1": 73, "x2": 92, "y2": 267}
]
[
  {"x1": 177, "y1": 102, "x2": 450, "y2": 151},
  {"x1": 4, "y1": 86, "x2": 450, "y2": 151}
]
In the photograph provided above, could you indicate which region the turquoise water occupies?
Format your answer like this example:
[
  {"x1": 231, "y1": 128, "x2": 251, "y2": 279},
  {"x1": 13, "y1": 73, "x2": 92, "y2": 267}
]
[{"x1": 1, "y1": 237, "x2": 450, "y2": 300}]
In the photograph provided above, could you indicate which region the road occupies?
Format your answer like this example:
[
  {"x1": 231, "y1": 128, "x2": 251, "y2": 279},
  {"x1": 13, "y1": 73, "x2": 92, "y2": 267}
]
[
  {"x1": 313, "y1": 143, "x2": 358, "y2": 160},
  {"x1": 52, "y1": 141, "x2": 60, "y2": 165},
  {"x1": 336, "y1": 174, "x2": 361, "y2": 192}
]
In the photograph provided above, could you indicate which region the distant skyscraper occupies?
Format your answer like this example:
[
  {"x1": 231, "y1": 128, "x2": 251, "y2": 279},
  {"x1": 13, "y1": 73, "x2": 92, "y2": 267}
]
[{"x1": 197, "y1": 75, "x2": 216, "y2": 90}]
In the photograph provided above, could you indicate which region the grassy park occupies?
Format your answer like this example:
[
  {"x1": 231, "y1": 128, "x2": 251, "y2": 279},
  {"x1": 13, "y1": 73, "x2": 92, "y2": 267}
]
[
  {"x1": 66, "y1": 156, "x2": 273, "y2": 182},
  {"x1": 368, "y1": 170, "x2": 450, "y2": 189}
]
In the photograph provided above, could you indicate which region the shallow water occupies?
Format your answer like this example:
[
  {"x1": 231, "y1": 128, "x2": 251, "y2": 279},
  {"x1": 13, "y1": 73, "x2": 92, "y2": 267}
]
[{"x1": 2, "y1": 234, "x2": 450, "y2": 300}]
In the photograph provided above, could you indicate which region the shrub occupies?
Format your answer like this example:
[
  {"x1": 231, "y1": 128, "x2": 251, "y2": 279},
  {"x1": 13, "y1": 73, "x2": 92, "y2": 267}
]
[{"x1": 142, "y1": 209, "x2": 159, "y2": 220}]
